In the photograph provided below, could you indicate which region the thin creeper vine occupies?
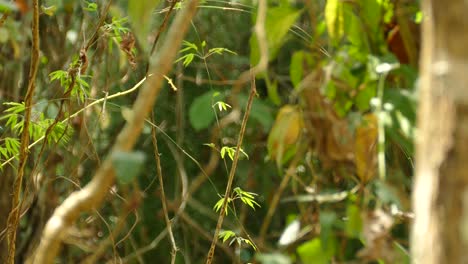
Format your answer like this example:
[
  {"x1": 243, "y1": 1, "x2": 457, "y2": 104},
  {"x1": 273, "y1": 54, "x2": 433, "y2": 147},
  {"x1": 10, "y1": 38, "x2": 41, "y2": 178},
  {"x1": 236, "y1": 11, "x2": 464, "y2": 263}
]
[{"x1": 6, "y1": 1, "x2": 39, "y2": 263}]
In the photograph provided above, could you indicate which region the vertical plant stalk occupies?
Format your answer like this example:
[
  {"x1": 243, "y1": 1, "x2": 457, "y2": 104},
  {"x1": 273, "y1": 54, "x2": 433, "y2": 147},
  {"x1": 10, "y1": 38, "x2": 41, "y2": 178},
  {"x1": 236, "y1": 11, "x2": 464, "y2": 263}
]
[
  {"x1": 31, "y1": 0, "x2": 200, "y2": 262},
  {"x1": 376, "y1": 72, "x2": 388, "y2": 181},
  {"x1": 6, "y1": 0, "x2": 40, "y2": 263},
  {"x1": 150, "y1": 112, "x2": 178, "y2": 264},
  {"x1": 205, "y1": 76, "x2": 256, "y2": 263}
]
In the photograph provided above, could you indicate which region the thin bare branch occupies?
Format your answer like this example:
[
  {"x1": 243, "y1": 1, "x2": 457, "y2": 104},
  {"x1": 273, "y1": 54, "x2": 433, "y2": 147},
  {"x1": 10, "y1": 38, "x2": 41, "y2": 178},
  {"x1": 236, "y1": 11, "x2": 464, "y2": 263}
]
[{"x1": 31, "y1": 1, "x2": 200, "y2": 262}]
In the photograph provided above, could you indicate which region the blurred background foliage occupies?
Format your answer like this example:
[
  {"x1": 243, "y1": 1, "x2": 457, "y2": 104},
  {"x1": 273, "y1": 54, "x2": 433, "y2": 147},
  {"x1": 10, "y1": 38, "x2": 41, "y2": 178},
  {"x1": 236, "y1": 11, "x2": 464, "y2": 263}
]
[{"x1": 0, "y1": 0, "x2": 419, "y2": 263}]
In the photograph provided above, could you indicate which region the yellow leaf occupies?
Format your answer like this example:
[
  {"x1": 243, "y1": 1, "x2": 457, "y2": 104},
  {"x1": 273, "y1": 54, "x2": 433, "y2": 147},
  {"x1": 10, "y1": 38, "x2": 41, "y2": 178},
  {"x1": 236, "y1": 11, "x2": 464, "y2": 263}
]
[
  {"x1": 267, "y1": 105, "x2": 303, "y2": 167},
  {"x1": 354, "y1": 114, "x2": 378, "y2": 183}
]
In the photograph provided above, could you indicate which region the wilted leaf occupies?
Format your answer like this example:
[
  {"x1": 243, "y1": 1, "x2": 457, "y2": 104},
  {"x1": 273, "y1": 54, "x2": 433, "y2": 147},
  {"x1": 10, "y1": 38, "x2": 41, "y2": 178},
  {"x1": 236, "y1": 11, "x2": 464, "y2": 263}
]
[
  {"x1": 267, "y1": 105, "x2": 303, "y2": 167},
  {"x1": 354, "y1": 114, "x2": 378, "y2": 183}
]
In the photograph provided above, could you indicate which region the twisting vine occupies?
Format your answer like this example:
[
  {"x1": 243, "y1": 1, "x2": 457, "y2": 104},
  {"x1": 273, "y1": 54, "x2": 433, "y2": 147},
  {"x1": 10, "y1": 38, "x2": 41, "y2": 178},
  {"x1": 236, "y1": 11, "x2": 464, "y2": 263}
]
[{"x1": 6, "y1": 1, "x2": 40, "y2": 263}]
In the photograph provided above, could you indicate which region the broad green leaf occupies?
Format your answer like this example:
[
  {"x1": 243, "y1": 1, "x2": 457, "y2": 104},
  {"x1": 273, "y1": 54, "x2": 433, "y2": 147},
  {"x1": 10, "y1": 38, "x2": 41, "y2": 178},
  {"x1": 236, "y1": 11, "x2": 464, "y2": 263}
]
[
  {"x1": 355, "y1": 81, "x2": 377, "y2": 111},
  {"x1": 265, "y1": 79, "x2": 280, "y2": 105},
  {"x1": 238, "y1": 94, "x2": 274, "y2": 131},
  {"x1": 290, "y1": 51, "x2": 312, "y2": 88},
  {"x1": 297, "y1": 238, "x2": 335, "y2": 264},
  {"x1": 189, "y1": 92, "x2": 220, "y2": 131},
  {"x1": 112, "y1": 151, "x2": 146, "y2": 185},
  {"x1": 361, "y1": 0, "x2": 382, "y2": 37},
  {"x1": 345, "y1": 203, "x2": 362, "y2": 238},
  {"x1": 250, "y1": 6, "x2": 302, "y2": 65},
  {"x1": 0, "y1": 1, "x2": 18, "y2": 12},
  {"x1": 319, "y1": 211, "x2": 336, "y2": 250},
  {"x1": 345, "y1": 7, "x2": 368, "y2": 51}
]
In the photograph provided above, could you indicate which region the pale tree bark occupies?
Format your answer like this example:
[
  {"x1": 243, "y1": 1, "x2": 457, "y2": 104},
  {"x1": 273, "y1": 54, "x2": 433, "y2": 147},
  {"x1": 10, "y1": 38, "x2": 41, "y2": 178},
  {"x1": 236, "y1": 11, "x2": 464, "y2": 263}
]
[{"x1": 412, "y1": 0, "x2": 468, "y2": 263}]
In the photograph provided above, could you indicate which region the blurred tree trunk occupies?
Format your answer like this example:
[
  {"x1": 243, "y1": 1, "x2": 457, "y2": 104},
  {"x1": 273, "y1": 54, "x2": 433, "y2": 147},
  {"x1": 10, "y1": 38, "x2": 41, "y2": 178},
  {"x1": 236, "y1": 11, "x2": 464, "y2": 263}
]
[{"x1": 412, "y1": 0, "x2": 468, "y2": 263}]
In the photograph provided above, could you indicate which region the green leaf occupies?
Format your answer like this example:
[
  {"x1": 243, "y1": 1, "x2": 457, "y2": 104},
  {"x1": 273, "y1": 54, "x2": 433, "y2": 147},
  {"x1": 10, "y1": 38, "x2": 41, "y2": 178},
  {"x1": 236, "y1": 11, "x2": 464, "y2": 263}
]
[
  {"x1": 319, "y1": 211, "x2": 337, "y2": 251},
  {"x1": 0, "y1": 1, "x2": 18, "y2": 12},
  {"x1": 213, "y1": 197, "x2": 229, "y2": 215},
  {"x1": 112, "y1": 151, "x2": 146, "y2": 185},
  {"x1": 250, "y1": 6, "x2": 302, "y2": 65},
  {"x1": 361, "y1": 0, "x2": 382, "y2": 33},
  {"x1": 345, "y1": 203, "x2": 362, "y2": 238},
  {"x1": 243, "y1": 238, "x2": 257, "y2": 251},
  {"x1": 4, "y1": 137, "x2": 19, "y2": 156},
  {"x1": 355, "y1": 81, "x2": 377, "y2": 111},
  {"x1": 219, "y1": 230, "x2": 236, "y2": 243},
  {"x1": 290, "y1": 51, "x2": 305, "y2": 88},
  {"x1": 189, "y1": 92, "x2": 220, "y2": 131},
  {"x1": 265, "y1": 79, "x2": 281, "y2": 105},
  {"x1": 297, "y1": 238, "x2": 335, "y2": 264},
  {"x1": 83, "y1": 1, "x2": 97, "y2": 12},
  {"x1": 238, "y1": 94, "x2": 274, "y2": 131}
]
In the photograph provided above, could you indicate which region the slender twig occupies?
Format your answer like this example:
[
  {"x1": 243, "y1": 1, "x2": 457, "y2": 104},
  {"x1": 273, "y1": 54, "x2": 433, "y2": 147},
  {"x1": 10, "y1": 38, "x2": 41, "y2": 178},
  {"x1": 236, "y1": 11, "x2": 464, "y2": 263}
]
[
  {"x1": 205, "y1": 74, "x2": 257, "y2": 263},
  {"x1": 146, "y1": 0, "x2": 179, "y2": 73},
  {"x1": 84, "y1": 0, "x2": 113, "y2": 51},
  {"x1": 6, "y1": 1, "x2": 40, "y2": 263},
  {"x1": 150, "y1": 112, "x2": 178, "y2": 264},
  {"x1": 32, "y1": 0, "x2": 200, "y2": 261}
]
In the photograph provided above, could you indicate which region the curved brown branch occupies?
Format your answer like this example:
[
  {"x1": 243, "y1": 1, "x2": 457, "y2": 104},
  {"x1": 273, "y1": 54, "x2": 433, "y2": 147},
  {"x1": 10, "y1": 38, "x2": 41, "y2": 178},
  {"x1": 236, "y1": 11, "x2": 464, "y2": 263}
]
[{"x1": 31, "y1": 1, "x2": 200, "y2": 262}]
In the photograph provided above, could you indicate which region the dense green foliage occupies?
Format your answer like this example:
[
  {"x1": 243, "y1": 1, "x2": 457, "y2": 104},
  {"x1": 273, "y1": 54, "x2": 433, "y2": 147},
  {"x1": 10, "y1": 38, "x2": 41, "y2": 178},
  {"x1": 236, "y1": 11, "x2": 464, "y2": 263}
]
[{"x1": 0, "y1": 0, "x2": 420, "y2": 262}]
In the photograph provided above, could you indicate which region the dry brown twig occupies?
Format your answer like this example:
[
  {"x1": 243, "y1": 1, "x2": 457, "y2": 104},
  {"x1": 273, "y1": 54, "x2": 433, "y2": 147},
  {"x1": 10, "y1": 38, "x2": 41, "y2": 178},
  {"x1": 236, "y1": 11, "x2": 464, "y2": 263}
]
[{"x1": 30, "y1": 0, "x2": 200, "y2": 262}]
